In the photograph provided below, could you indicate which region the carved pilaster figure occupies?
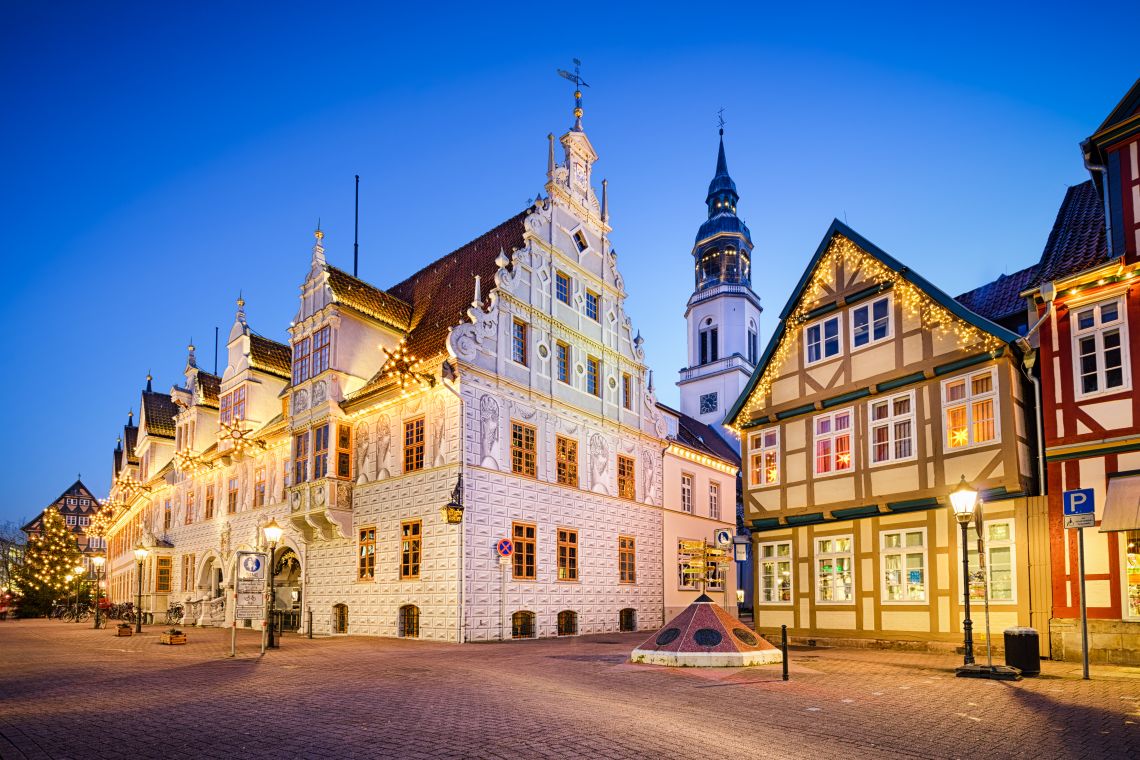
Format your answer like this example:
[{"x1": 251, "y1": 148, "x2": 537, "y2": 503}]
[
  {"x1": 375, "y1": 414, "x2": 392, "y2": 478},
  {"x1": 479, "y1": 395, "x2": 500, "y2": 468},
  {"x1": 354, "y1": 420, "x2": 374, "y2": 484},
  {"x1": 588, "y1": 433, "x2": 610, "y2": 495}
]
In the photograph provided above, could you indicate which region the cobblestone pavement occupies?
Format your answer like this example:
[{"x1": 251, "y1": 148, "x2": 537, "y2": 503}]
[{"x1": 0, "y1": 620, "x2": 1137, "y2": 759}]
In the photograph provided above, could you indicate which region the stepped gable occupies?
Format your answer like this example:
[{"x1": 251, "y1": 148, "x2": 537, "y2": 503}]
[{"x1": 631, "y1": 593, "x2": 782, "y2": 667}]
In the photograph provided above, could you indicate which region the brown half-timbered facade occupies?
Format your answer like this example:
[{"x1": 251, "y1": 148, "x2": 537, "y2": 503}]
[{"x1": 727, "y1": 222, "x2": 1050, "y2": 651}]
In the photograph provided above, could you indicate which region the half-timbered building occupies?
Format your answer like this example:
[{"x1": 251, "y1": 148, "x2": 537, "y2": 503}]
[{"x1": 726, "y1": 222, "x2": 1050, "y2": 652}]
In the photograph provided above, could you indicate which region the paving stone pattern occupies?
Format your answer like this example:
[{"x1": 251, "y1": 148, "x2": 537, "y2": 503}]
[{"x1": 0, "y1": 620, "x2": 1137, "y2": 759}]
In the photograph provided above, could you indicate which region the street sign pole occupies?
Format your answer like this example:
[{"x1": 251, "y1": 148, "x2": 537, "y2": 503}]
[{"x1": 1078, "y1": 526, "x2": 1090, "y2": 680}]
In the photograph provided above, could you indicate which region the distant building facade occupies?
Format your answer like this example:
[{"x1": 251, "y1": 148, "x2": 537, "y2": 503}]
[{"x1": 22, "y1": 479, "x2": 105, "y2": 568}]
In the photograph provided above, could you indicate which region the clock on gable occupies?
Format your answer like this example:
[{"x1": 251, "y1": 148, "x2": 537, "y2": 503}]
[{"x1": 700, "y1": 392, "x2": 718, "y2": 415}]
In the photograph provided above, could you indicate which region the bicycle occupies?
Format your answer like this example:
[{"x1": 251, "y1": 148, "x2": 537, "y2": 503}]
[{"x1": 164, "y1": 603, "x2": 184, "y2": 625}]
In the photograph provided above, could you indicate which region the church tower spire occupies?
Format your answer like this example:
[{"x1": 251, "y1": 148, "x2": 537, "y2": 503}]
[{"x1": 677, "y1": 123, "x2": 763, "y2": 443}]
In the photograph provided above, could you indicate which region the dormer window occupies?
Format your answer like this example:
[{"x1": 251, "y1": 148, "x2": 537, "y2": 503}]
[
  {"x1": 310, "y1": 326, "x2": 331, "y2": 376},
  {"x1": 220, "y1": 386, "x2": 246, "y2": 425},
  {"x1": 805, "y1": 314, "x2": 842, "y2": 365},
  {"x1": 573, "y1": 230, "x2": 588, "y2": 253}
]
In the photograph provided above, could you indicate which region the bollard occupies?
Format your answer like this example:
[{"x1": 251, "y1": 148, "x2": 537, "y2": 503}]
[
  {"x1": 307, "y1": 609, "x2": 313, "y2": 639},
  {"x1": 781, "y1": 624, "x2": 789, "y2": 681}
]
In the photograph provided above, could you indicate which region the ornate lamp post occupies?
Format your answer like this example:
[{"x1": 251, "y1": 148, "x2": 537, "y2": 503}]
[
  {"x1": 262, "y1": 519, "x2": 284, "y2": 649},
  {"x1": 92, "y1": 555, "x2": 105, "y2": 629},
  {"x1": 949, "y1": 476, "x2": 978, "y2": 669},
  {"x1": 133, "y1": 543, "x2": 150, "y2": 633}
]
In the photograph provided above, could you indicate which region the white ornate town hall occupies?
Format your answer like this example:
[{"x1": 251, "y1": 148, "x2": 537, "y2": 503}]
[{"x1": 100, "y1": 92, "x2": 753, "y2": 640}]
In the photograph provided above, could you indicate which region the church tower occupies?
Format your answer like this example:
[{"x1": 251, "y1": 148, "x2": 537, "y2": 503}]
[{"x1": 678, "y1": 129, "x2": 762, "y2": 443}]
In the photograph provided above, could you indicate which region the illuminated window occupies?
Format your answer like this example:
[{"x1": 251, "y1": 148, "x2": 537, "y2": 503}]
[
  {"x1": 310, "y1": 326, "x2": 331, "y2": 376},
  {"x1": 750, "y1": 428, "x2": 780, "y2": 486},
  {"x1": 512, "y1": 610, "x2": 536, "y2": 638},
  {"x1": 814, "y1": 409, "x2": 853, "y2": 475},
  {"x1": 253, "y1": 467, "x2": 266, "y2": 507},
  {"x1": 868, "y1": 391, "x2": 915, "y2": 465},
  {"x1": 336, "y1": 424, "x2": 352, "y2": 479},
  {"x1": 205, "y1": 485, "x2": 215, "y2": 520},
  {"x1": 708, "y1": 482, "x2": 720, "y2": 520},
  {"x1": 511, "y1": 421, "x2": 536, "y2": 477},
  {"x1": 556, "y1": 341, "x2": 570, "y2": 383},
  {"x1": 512, "y1": 522, "x2": 536, "y2": 580},
  {"x1": 399, "y1": 604, "x2": 420, "y2": 638},
  {"x1": 617, "y1": 455, "x2": 635, "y2": 500},
  {"x1": 181, "y1": 554, "x2": 195, "y2": 592},
  {"x1": 219, "y1": 385, "x2": 246, "y2": 425},
  {"x1": 403, "y1": 418, "x2": 424, "y2": 473},
  {"x1": 618, "y1": 536, "x2": 636, "y2": 584},
  {"x1": 815, "y1": 535, "x2": 854, "y2": 603},
  {"x1": 681, "y1": 473, "x2": 693, "y2": 513},
  {"x1": 557, "y1": 609, "x2": 577, "y2": 636},
  {"x1": 313, "y1": 424, "x2": 329, "y2": 479},
  {"x1": 512, "y1": 319, "x2": 528, "y2": 366},
  {"x1": 759, "y1": 541, "x2": 792, "y2": 604},
  {"x1": 163, "y1": 499, "x2": 172, "y2": 531},
  {"x1": 358, "y1": 527, "x2": 375, "y2": 580},
  {"x1": 227, "y1": 477, "x2": 238, "y2": 514},
  {"x1": 943, "y1": 368, "x2": 998, "y2": 449},
  {"x1": 293, "y1": 432, "x2": 309, "y2": 484},
  {"x1": 586, "y1": 356, "x2": 600, "y2": 396},
  {"x1": 400, "y1": 521, "x2": 421, "y2": 580},
  {"x1": 156, "y1": 557, "x2": 172, "y2": 593},
  {"x1": 881, "y1": 529, "x2": 926, "y2": 602},
  {"x1": 967, "y1": 519, "x2": 1016, "y2": 603},
  {"x1": 1073, "y1": 297, "x2": 1129, "y2": 396},
  {"x1": 557, "y1": 528, "x2": 578, "y2": 581},
  {"x1": 851, "y1": 295, "x2": 891, "y2": 348},
  {"x1": 622, "y1": 373, "x2": 632, "y2": 410},
  {"x1": 555, "y1": 271, "x2": 572, "y2": 305},
  {"x1": 292, "y1": 336, "x2": 311, "y2": 384},
  {"x1": 555, "y1": 435, "x2": 578, "y2": 487},
  {"x1": 805, "y1": 314, "x2": 842, "y2": 364},
  {"x1": 678, "y1": 539, "x2": 700, "y2": 590},
  {"x1": 585, "y1": 290, "x2": 599, "y2": 321}
]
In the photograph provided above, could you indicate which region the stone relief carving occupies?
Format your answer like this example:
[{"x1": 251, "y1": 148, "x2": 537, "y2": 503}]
[
  {"x1": 512, "y1": 401, "x2": 537, "y2": 421},
  {"x1": 267, "y1": 450, "x2": 281, "y2": 503},
  {"x1": 311, "y1": 482, "x2": 326, "y2": 509},
  {"x1": 220, "y1": 521, "x2": 231, "y2": 558},
  {"x1": 642, "y1": 448, "x2": 658, "y2": 506},
  {"x1": 525, "y1": 210, "x2": 544, "y2": 234},
  {"x1": 292, "y1": 389, "x2": 309, "y2": 414},
  {"x1": 289, "y1": 489, "x2": 303, "y2": 513},
  {"x1": 479, "y1": 395, "x2": 500, "y2": 469},
  {"x1": 588, "y1": 433, "x2": 610, "y2": 495},
  {"x1": 354, "y1": 420, "x2": 373, "y2": 484},
  {"x1": 312, "y1": 380, "x2": 328, "y2": 405},
  {"x1": 431, "y1": 397, "x2": 446, "y2": 467},
  {"x1": 608, "y1": 251, "x2": 624, "y2": 292},
  {"x1": 375, "y1": 414, "x2": 392, "y2": 479},
  {"x1": 449, "y1": 295, "x2": 499, "y2": 362}
]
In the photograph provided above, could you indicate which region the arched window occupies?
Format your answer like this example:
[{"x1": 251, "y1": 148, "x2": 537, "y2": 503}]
[
  {"x1": 332, "y1": 603, "x2": 348, "y2": 634},
  {"x1": 511, "y1": 610, "x2": 536, "y2": 639},
  {"x1": 557, "y1": 610, "x2": 578, "y2": 636},
  {"x1": 747, "y1": 319, "x2": 759, "y2": 365},
  {"x1": 619, "y1": 608, "x2": 637, "y2": 632},
  {"x1": 399, "y1": 604, "x2": 420, "y2": 639},
  {"x1": 699, "y1": 318, "x2": 719, "y2": 366}
]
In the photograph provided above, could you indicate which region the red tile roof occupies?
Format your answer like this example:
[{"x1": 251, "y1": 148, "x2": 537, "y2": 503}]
[
  {"x1": 955, "y1": 264, "x2": 1038, "y2": 325},
  {"x1": 1033, "y1": 180, "x2": 1109, "y2": 284},
  {"x1": 195, "y1": 370, "x2": 220, "y2": 408},
  {"x1": 141, "y1": 390, "x2": 178, "y2": 439},
  {"x1": 657, "y1": 402, "x2": 741, "y2": 467},
  {"x1": 326, "y1": 265, "x2": 412, "y2": 331},
  {"x1": 248, "y1": 333, "x2": 291, "y2": 379}
]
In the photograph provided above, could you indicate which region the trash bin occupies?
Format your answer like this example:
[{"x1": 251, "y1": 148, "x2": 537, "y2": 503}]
[{"x1": 1003, "y1": 627, "x2": 1040, "y2": 676}]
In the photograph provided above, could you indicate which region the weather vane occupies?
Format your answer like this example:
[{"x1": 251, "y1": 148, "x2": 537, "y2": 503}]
[
  {"x1": 557, "y1": 58, "x2": 589, "y2": 130},
  {"x1": 717, "y1": 107, "x2": 726, "y2": 134}
]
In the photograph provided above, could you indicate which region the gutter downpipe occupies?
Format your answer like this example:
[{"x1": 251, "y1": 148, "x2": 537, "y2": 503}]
[
  {"x1": 1083, "y1": 151, "x2": 1114, "y2": 258},
  {"x1": 1016, "y1": 280, "x2": 1056, "y2": 499}
]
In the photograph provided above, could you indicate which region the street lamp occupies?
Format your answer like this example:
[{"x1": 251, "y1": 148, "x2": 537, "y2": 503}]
[
  {"x1": 64, "y1": 574, "x2": 73, "y2": 618},
  {"x1": 73, "y1": 564, "x2": 85, "y2": 621},
  {"x1": 133, "y1": 543, "x2": 149, "y2": 633},
  {"x1": 949, "y1": 476, "x2": 978, "y2": 670},
  {"x1": 440, "y1": 474, "x2": 465, "y2": 644},
  {"x1": 262, "y1": 519, "x2": 284, "y2": 649},
  {"x1": 92, "y1": 555, "x2": 106, "y2": 629}
]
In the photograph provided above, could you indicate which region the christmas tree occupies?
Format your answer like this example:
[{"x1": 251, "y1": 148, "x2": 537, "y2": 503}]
[{"x1": 14, "y1": 507, "x2": 83, "y2": 616}]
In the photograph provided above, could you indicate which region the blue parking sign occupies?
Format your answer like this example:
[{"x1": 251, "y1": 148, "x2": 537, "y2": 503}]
[{"x1": 1063, "y1": 488, "x2": 1095, "y2": 515}]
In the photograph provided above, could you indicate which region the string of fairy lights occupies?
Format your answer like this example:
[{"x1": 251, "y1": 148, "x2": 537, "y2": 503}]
[
  {"x1": 379, "y1": 337, "x2": 436, "y2": 398},
  {"x1": 730, "y1": 235, "x2": 1005, "y2": 432}
]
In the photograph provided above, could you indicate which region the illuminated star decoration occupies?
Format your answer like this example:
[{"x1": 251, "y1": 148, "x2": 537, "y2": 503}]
[
  {"x1": 174, "y1": 449, "x2": 214, "y2": 474},
  {"x1": 113, "y1": 472, "x2": 151, "y2": 497},
  {"x1": 219, "y1": 420, "x2": 267, "y2": 453},
  {"x1": 380, "y1": 337, "x2": 436, "y2": 398},
  {"x1": 731, "y1": 235, "x2": 1005, "y2": 431}
]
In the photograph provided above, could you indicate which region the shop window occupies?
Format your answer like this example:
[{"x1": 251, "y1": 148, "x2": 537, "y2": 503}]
[
  {"x1": 881, "y1": 529, "x2": 926, "y2": 602},
  {"x1": 816, "y1": 535, "x2": 854, "y2": 603},
  {"x1": 557, "y1": 610, "x2": 577, "y2": 636},
  {"x1": 678, "y1": 540, "x2": 700, "y2": 590},
  {"x1": 759, "y1": 541, "x2": 792, "y2": 604},
  {"x1": 750, "y1": 428, "x2": 780, "y2": 486},
  {"x1": 511, "y1": 610, "x2": 536, "y2": 639},
  {"x1": 619, "y1": 608, "x2": 637, "y2": 632},
  {"x1": 1126, "y1": 531, "x2": 1140, "y2": 621},
  {"x1": 399, "y1": 605, "x2": 420, "y2": 638}
]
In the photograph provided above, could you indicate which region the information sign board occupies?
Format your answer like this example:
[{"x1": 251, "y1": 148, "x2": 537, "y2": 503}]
[{"x1": 235, "y1": 551, "x2": 267, "y2": 620}]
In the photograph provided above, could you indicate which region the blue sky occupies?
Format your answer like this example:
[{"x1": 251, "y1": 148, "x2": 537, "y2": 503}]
[{"x1": 1, "y1": 2, "x2": 1135, "y2": 525}]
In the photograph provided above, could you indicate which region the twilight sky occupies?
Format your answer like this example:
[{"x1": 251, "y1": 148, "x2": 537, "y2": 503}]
[{"x1": 1, "y1": 2, "x2": 1135, "y2": 525}]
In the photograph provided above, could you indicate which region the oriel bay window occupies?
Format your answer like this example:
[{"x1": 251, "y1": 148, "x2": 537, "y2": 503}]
[
  {"x1": 967, "y1": 519, "x2": 1016, "y2": 603},
  {"x1": 512, "y1": 522, "x2": 536, "y2": 580},
  {"x1": 881, "y1": 528, "x2": 926, "y2": 602},
  {"x1": 868, "y1": 391, "x2": 915, "y2": 465},
  {"x1": 511, "y1": 421, "x2": 536, "y2": 477},
  {"x1": 618, "y1": 536, "x2": 636, "y2": 584},
  {"x1": 358, "y1": 527, "x2": 376, "y2": 581},
  {"x1": 750, "y1": 428, "x2": 779, "y2": 486},
  {"x1": 555, "y1": 435, "x2": 578, "y2": 486},
  {"x1": 292, "y1": 335, "x2": 311, "y2": 384},
  {"x1": 557, "y1": 528, "x2": 578, "y2": 581},
  {"x1": 1074, "y1": 297, "x2": 1129, "y2": 396},
  {"x1": 400, "y1": 520, "x2": 421, "y2": 579},
  {"x1": 814, "y1": 409, "x2": 853, "y2": 475},
  {"x1": 293, "y1": 432, "x2": 309, "y2": 484},
  {"x1": 310, "y1": 326, "x2": 331, "y2": 376},
  {"x1": 403, "y1": 418, "x2": 424, "y2": 473},
  {"x1": 759, "y1": 541, "x2": 792, "y2": 603},
  {"x1": 816, "y1": 535, "x2": 854, "y2": 603},
  {"x1": 313, "y1": 424, "x2": 329, "y2": 479},
  {"x1": 617, "y1": 455, "x2": 635, "y2": 500},
  {"x1": 943, "y1": 368, "x2": 998, "y2": 449},
  {"x1": 336, "y1": 423, "x2": 352, "y2": 479},
  {"x1": 219, "y1": 385, "x2": 246, "y2": 425}
]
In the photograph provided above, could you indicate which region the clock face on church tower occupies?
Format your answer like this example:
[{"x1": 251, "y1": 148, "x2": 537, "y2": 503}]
[{"x1": 700, "y1": 392, "x2": 718, "y2": 415}]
